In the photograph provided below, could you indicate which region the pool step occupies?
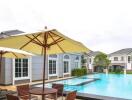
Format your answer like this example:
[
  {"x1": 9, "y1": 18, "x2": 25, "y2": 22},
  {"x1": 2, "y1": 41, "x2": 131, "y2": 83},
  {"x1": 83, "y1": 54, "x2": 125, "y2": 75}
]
[
  {"x1": 76, "y1": 78, "x2": 100, "y2": 86},
  {"x1": 63, "y1": 78, "x2": 100, "y2": 86}
]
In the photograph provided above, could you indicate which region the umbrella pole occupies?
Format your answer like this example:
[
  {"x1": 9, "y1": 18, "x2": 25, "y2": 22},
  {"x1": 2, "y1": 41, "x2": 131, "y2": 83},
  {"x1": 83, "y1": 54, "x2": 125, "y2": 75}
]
[
  {"x1": 42, "y1": 46, "x2": 46, "y2": 100},
  {"x1": 0, "y1": 51, "x2": 2, "y2": 82},
  {"x1": 42, "y1": 33, "x2": 47, "y2": 100}
]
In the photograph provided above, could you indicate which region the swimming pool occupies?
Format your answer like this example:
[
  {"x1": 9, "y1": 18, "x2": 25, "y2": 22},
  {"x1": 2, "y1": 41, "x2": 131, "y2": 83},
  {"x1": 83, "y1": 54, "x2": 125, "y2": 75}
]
[{"x1": 35, "y1": 74, "x2": 132, "y2": 99}]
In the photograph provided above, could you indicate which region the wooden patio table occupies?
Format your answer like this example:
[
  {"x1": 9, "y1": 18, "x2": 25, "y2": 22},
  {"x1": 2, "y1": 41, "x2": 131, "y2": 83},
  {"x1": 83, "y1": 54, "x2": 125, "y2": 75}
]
[{"x1": 29, "y1": 87, "x2": 57, "y2": 100}]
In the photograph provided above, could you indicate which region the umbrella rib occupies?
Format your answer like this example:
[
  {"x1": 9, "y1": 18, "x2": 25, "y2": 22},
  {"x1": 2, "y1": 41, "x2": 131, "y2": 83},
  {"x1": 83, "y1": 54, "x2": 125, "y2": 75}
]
[
  {"x1": 49, "y1": 31, "x2": 63, "y2": 38},
  {"x1": 0, "y1": 51, "x2": 8, "y2": 55},
  {"x1": 48, "y1": 32, "x2": 65, "y2": 53},
  {"x1": 32, "y1": 34, "x2": 43, "y2": 46},
  {"x1": 48, "y1": 38, "x2": 65, "y2": 47},
  {"x1": 25, "y1": 36, "x2": 44, "y2": 46},
  {"x1": 20, "y1": 33, "x2": 41, "y2": 49},
  {"x1": 11, "y1": 52, "x2": 18, "y2": 58}
]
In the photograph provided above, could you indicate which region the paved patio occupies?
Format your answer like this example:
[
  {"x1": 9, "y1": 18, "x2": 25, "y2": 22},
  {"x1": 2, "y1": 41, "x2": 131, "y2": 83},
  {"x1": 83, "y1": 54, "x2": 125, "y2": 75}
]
[
  {"x1": 0, "y1": 77, "x2": 74, "y2": 91},
  {"x1": 0, "y1": 77, "x2": 82, "y2": 100}
]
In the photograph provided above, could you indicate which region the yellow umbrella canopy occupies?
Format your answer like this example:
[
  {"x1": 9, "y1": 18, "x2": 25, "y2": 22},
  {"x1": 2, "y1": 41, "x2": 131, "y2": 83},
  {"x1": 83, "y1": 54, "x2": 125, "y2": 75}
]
[
  {"x1": 0, "y1": 29, "x2": 89, "y2": 100},
  {"x1": 0, "y1": 47, "x2": 33, "y2": 58},
  {"x1": 0, "y1": 29, "x2": 89, "y2": 54}
]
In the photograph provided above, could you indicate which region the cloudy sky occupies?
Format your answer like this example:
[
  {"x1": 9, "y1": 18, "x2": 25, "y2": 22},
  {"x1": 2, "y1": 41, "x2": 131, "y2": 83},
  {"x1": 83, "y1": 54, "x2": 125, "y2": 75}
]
[{"x1": 0, "y1": 0, "x2": 132, "y2": 54}]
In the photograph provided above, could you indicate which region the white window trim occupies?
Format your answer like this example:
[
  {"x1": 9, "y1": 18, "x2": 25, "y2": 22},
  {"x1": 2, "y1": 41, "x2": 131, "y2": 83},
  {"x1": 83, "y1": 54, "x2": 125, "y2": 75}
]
[
  {"x1": 48, "y1": 55, "x2": 58, "y2": 77},
  {"x1": 12, "y1": 57, "x2": 31, "y2": 84},
  {"x1": 75, "y1": 60, "x2": 79, "y2": 68},
  {"x1": 128, "y1": 55, "x2": 131, "y2": 63},
  {"x1": 63, "y1": 54, "x2": 70, "y2": 75},
  {"x1": 75, "y1": 56, "x2": 80, "y2": 68}
]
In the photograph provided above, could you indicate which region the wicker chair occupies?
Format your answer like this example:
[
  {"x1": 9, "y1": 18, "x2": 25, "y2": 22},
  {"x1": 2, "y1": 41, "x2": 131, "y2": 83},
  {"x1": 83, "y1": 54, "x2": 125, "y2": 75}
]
[
  {"x1": 17, "y1": 84, "x2": 38, "y2": 100},
  {"x1": 65, "y1": 91, "x2": 77, "y2": 100},
  {"x1": 6, "y1": 94, "x2": 19, "y2": 100},
  {"x1": 47, "y1": 83, "x2": 64, "y2": 100}
]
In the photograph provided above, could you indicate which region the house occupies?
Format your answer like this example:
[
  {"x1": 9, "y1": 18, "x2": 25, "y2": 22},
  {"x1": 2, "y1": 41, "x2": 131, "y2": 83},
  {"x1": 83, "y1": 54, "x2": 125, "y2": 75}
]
[
  {"x1": 108, "y1": 48, "x2": 132, "y2": 71},
  {"x1": 0, "y1": 30, "x2": 82, "y2": 85},
  {"x1": 86, "y1": 51, "x2": 103, "y2": 72}
]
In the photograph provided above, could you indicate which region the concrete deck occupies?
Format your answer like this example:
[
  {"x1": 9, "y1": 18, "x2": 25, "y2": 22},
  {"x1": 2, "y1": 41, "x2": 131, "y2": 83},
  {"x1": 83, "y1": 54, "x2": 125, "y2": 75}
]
[
  {"x1": 0, "y1": 77, "x2": 73, "y2": 91},
  {"x1": 0, "y1": 77, "x2": 82, "y2": 100}
]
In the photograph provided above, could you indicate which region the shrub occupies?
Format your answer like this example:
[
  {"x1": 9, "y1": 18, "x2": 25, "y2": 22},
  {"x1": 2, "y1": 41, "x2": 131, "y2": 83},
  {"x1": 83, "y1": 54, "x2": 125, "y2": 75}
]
[
  {"x1": 126, "y1": 71, "x2": 132, "y2": 74},
  {"x1": 72, "y1": 68, "x2": 87, "y2": 76},
  {"x1": 114, "y1": 68, "x2": 123, "y2": 74}
]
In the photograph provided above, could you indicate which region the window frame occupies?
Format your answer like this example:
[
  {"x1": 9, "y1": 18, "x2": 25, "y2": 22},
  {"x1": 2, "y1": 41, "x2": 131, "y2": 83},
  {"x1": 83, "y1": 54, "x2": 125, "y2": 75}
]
[
  {"x1": 13, "y1": 58, "x2": 30, "y2": 80},
  {"x1": 114, "y1": 57, "x2": 118, "y2": 61},
  {"x1": 48, "y1": 55, "x2": 58, "y2": 76},
  {"x1": 63, "y1": 54, "x2": 70, "y2": 75},
  {"x1": 128, "y1": 56, "x2": 131, "y2": 63},
  {"x1": 75, "y1": 56, "x2": 79, "y2": 68},
  {"x1": 121, "y1": 56, "x2": 124, "y2": 61}
]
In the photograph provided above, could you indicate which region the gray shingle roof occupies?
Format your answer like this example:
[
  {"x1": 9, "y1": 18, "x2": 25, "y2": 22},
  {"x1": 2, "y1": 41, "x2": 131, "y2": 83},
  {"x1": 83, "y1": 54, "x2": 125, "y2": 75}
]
[
  {"x1": 109, "y1": 48, "x2": 132, "y2": 56},
  {"x1": 87, "y1": 51, "x2": 103, "y2": 57},
  {"x1": 0, "y1": 30, "x2": 24, "y2": 38}
]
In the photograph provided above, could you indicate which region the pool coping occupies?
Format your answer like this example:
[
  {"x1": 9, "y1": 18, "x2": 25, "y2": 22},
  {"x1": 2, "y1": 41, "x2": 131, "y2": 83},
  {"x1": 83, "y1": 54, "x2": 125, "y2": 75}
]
[{"x1": 64, "y1": 91, "x2": 130, "y2": 100}]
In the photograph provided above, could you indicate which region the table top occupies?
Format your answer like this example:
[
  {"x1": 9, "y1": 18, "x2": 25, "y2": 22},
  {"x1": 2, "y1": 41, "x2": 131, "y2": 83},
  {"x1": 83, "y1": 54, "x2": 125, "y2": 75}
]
[{"x1": 29, "y1": 87, "x2": 57, "y2": 95}]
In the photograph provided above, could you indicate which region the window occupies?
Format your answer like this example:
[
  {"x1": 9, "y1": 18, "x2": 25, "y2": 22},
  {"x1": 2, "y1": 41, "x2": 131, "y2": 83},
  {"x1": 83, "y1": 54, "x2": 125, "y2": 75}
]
[
  {"x1": 49, "y1": 54, "x2": 57, "y2": 58},
  {"x1": 63, "y1": 55, "x2": 70, "y2": 74},
  {"x1": 15, "y1": 59, "x2": 28, "y2": 78},
  {"x1": 64, "y1": 61, "x2": 69, "y2": 73},
  {"x1": 75, "y1": 56, "x2": 79, "y2": 68},
  {"x1": 49, "y1": 60, "x2": 56, "y2": 74},
  {"x1": 64, "y1": 55, "x2": 70, "y2": 59},
  {"x1": 89, "y1": 58, "x2": 91, "y2": 64},
  {"x1": 48, "y1": 54, "x2": 57, "y2": 75},
  {"x1": 75, "y1": 62, "x2": 79, "y2": 68},
  {"x1": 114, "y1": 57, "x2": 118, "y2": 61},
  {"x1": 121, "y1": 56, "x2": 124, "y2": 61},
  {"x1": 128, "y1": 56, "x2": 131, "y2": 63},
  {"x1": 75, "y1": 56, "x2": 79, "y2": 60}
]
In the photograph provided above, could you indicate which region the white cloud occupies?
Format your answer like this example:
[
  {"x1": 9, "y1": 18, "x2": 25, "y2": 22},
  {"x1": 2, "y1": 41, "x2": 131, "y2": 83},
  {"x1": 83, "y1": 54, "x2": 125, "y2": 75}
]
[{"x1": 0, "y1": 0, "x2": 132, "y2": 53}]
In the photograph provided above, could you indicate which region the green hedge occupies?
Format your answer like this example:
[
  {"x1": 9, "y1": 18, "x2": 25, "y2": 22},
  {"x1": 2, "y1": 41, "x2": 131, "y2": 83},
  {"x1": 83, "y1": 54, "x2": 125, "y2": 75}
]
[
  {"x1": 72, "y1": 68, "x2": 87, "y2": 76},
  {"x1": 126, "y1": 71, "x2": 132, "y2": 74}
]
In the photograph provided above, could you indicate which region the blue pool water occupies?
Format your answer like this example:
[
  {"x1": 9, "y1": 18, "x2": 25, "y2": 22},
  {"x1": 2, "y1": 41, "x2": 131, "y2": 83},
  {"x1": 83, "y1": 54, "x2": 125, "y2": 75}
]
[{"x1": 36, "y1": 74, "x2": 132, "y2": 99}]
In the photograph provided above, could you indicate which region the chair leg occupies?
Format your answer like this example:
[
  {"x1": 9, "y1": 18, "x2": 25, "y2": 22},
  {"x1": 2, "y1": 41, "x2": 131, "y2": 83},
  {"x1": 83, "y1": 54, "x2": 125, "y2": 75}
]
[{"x1": 62, "y1": 94, "x2": 63, "y2": 100}]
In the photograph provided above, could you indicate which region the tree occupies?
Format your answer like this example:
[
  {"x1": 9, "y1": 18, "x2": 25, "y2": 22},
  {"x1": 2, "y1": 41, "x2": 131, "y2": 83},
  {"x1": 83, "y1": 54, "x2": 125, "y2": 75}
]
[{"x1": 93, "y1": 53, "x2": 111, "y2": 72}]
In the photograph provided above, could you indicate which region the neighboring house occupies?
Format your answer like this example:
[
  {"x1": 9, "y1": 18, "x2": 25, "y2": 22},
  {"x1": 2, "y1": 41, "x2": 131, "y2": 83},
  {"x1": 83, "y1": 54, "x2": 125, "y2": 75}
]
[
  {"x1": 0, "y1": 30, "x2": 82, "y2": 85},
  {"x1": 86, "y1": 51, "x2": 103, "y2": 72},
  {"x1": 108, "y1": 48, "x2": 132, "y2": 71}
]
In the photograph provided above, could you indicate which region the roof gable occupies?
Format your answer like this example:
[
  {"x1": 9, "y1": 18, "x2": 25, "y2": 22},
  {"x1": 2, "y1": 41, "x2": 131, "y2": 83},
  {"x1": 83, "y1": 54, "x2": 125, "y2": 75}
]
[
  {"x1": 109, "y1": 48, "x2": 132, "y2": 56},
  {"x1": 0, "y1": 30, "x2": 24, "y2": 38},
  {"x1": 87, "y1": 51, "x2": 103, "y2": 57}
]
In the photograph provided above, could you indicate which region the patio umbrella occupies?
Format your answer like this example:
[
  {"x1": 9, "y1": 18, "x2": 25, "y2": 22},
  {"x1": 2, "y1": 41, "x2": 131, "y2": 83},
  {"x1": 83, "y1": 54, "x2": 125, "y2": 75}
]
[
  {"x1": 0, "y1": 47, "x2": 33, "y2": 83},
  {"x1": 0, "y1": 29, "x2": 89, "y2": 100}
]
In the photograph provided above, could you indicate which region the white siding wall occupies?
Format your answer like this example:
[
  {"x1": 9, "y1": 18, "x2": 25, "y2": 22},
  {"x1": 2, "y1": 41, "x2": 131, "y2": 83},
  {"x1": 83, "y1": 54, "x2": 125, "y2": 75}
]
[
  {"x1": 4, "y1": 58, "x2": 12, "y2": 85},
  {"x1": 109, "y1": 55, "x2": 126, "y2": 63},
  {"x1": 1, "y1": 53, "x2": 81, "y2": 85}
]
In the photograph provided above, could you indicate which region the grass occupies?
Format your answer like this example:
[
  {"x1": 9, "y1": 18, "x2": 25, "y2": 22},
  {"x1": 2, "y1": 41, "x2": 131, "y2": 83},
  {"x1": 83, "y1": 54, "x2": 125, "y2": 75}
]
[
  {"x1": 108, "y1": 71, "x2": 132, "y2": 74},
  {"x1": 126, "y1": 71, "x2": 132, "y2": 74}
]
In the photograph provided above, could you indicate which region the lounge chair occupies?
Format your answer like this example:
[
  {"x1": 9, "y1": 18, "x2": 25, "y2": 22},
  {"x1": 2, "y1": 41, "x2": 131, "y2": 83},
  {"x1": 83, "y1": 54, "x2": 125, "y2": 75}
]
[
  {"x1": 65, "y1": 91, "x2": 77, "y2": 100},
  {"x1": 6, "y1": 94, "x2": 19, "y2": 100},
  {"x1": 17, "y1": 84, "x2": 38, "y2": 100},
  {"x1": 46, "y1": 83, "x2": 64, "y2": 100}
]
